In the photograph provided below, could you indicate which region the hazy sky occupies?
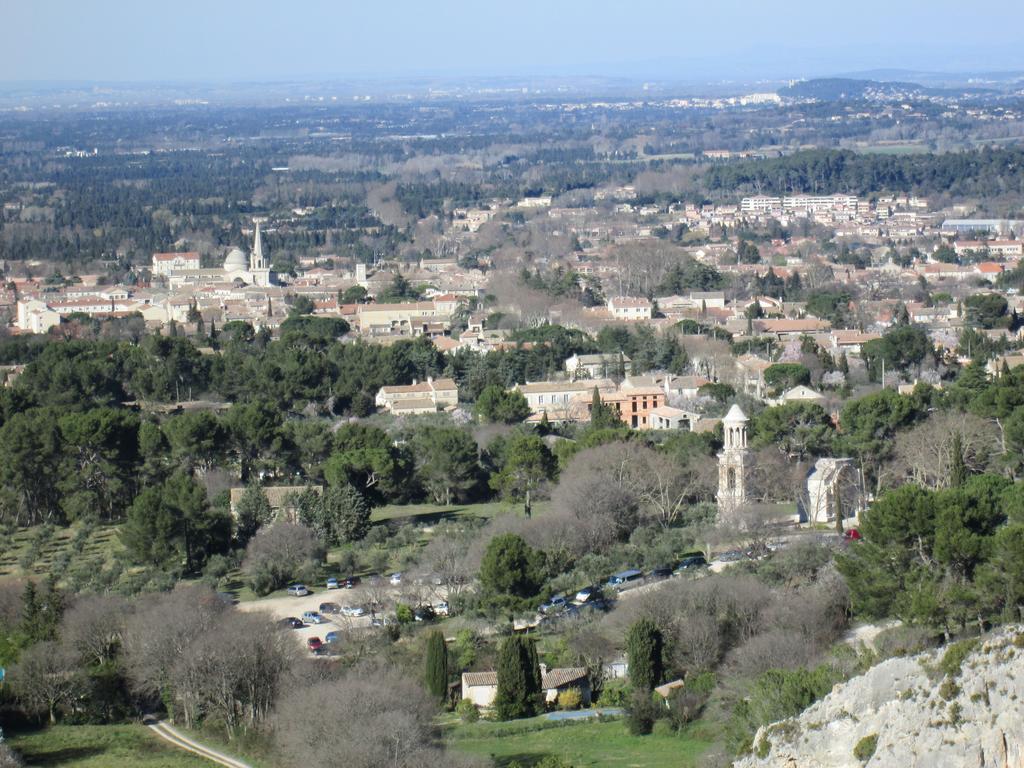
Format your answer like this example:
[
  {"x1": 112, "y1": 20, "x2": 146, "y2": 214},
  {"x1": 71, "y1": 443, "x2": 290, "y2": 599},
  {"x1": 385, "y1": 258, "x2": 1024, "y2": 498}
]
[{"x1": 3, "y1": 0, "x2": 1023, "y2": 82}]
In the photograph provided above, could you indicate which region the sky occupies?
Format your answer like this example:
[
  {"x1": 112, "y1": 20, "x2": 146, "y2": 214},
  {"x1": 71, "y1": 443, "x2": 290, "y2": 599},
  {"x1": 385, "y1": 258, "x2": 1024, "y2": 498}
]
[{"x1": 2, "y1": 0, "x2": 1024, "y2": 83}]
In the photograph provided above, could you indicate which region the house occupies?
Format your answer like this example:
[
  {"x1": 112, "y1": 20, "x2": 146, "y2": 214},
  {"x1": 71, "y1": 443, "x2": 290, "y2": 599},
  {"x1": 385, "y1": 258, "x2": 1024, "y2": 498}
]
[
  {"x1": 459, "y1": 667, "x2": 592, "y2": 709},
  {"x1": 565, "y1": 353, "x2": 631, "y2": 379},
  {"x1": 515, "y1": 379, "x2": 616, "y2": 418},
  {"x1": 607, "y1": 296, "x2": 653, "y2": 321},
  {"x1": 229, "y1": 485, "x2": 323, "y2": 523},
  {"x1": 654, "y1": 679, "x2": 686, "y2": 703},
  {"x1": 375, "y1": 377, "x2": 459, "y2": 412},
  {"x1": 597, "y1": 386, "x2": 666, "y2": 429},
  {"x1": 735, "y1": 354, "x2": 773, "y2": 399},
  {"x1": 152, "y1": 251, "x2": 201, "y2": 277},
  {"x1": 648, "y1": 405, "x2": 698, "y2": 430},
  {"x1": 829, "y1": 330, "x2": 881, "y2": 357},
  {"x1": 778, "y1": 385, "x2": 826, "y2": 405},
  {"x1": 985, "y1": 354, "x2": 1024, "y2": 378},
  {"x1": 460, "y1": 672, "x2": 498, "y2": 708}
]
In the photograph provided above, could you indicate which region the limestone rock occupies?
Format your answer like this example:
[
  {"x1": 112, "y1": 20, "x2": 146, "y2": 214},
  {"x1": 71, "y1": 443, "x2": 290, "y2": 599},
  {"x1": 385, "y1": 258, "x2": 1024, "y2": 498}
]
[{"x1": 734, "y1": 626, "x2": 1024, "y2": 768}]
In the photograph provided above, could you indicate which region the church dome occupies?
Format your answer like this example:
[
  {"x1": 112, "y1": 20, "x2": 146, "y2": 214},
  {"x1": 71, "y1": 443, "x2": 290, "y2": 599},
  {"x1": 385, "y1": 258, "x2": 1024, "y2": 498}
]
[{"x1": 223, "y1": 248, "x2": 248, "y2": 272}]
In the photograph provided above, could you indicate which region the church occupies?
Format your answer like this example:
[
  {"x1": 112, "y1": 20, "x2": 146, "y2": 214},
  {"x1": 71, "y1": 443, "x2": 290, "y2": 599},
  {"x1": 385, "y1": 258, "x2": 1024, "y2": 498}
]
[
  {"x1": 155, "y1": 219, "x2": 275, "y2": 288},
  {"x1": 222, "y1": 219, "x2": 273, "y2": 287}
]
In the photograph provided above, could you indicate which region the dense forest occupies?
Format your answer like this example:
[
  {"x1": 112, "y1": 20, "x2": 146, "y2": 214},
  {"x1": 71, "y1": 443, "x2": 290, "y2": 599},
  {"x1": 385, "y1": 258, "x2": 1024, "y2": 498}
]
[{"x1": 702, "y1": 147, "x2": 1024, "y2": 199}]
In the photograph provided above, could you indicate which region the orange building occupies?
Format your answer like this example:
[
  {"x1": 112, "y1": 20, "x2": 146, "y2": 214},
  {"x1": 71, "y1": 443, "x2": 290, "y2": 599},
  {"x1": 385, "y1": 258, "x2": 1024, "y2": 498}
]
[{"x1": 587, "y1": 386, "x2": 666, "y2": 429}]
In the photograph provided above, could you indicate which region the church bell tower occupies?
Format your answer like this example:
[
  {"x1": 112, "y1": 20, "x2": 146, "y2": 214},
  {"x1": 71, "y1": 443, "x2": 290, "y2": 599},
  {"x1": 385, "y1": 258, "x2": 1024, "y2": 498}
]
[{"x1": 717, "y1": 404, "x2": 751, "y2": 512}]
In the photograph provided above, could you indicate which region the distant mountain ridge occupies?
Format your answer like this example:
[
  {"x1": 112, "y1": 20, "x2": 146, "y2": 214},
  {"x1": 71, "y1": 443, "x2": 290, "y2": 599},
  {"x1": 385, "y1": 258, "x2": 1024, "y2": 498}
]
[{"x1": 779, "y1": 77, "x2": 997, "y2": 101}]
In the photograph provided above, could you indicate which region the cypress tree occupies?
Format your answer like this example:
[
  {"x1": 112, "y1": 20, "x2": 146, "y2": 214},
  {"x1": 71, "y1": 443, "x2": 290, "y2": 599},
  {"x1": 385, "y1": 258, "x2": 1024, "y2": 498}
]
[
  {"x1": 494, "y1": 636, "x2": 541, "y2": 720},
  {"x1": 424, "y1": 630, "x2": 448, "y2": 703},
  {"x1": 626, "y1": 618, "x2": 664, "y2": 692}
]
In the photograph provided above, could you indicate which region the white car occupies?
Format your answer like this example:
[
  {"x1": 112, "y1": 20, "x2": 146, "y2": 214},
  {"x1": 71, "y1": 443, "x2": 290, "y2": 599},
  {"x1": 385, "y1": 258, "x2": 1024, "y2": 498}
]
[
  {"x1": 389, "y1": 573, "x2": 402, "y2": 586},
  {"x1": 286, "y1": 584, "x2": 309, "y2": 597},
  {"x1": 341, "y1": 605, "x2": 367, "y2": 618}
]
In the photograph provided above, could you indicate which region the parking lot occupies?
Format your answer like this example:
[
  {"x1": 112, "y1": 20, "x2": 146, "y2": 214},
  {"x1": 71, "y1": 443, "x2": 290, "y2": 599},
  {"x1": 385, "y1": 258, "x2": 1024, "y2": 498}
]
[{"x1": 235, "y1": 576, "x2": 450, "y2": 653}]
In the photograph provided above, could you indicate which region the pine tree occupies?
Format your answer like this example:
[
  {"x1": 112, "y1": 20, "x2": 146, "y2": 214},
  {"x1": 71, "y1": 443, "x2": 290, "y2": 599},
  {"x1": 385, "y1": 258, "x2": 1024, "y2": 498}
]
[
  {"x1": 235, "y1": 483, "x2": 273, "y2": 545},
  {"x1": 424, "y1": 630, "x2": 448, "y2": 703},
  {"x1": 626, "y1": 618, "x2": 664, "y2": 692}
]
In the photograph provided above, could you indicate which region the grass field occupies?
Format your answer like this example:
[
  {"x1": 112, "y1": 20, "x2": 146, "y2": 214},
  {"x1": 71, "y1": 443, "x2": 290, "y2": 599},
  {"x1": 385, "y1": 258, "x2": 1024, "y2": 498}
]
[
  {"x1": 447, "y1": 716, "x2": 711, "y2": 768},
  {"x1": 4, "y1": 725, "x2": 211, "y2": 767}
]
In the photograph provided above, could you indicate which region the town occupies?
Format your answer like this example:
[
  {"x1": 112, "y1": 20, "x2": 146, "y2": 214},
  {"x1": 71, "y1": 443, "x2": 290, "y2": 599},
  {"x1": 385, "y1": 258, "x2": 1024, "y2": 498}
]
[{"x1": 3, "y1": 8, "x2": 1024, "y2": 767}]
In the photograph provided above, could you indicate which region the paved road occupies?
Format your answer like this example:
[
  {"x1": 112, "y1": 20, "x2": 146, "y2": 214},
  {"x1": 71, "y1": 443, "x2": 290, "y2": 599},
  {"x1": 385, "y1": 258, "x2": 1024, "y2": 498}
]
[{"x1": 147, "y1": 720, "x2": 253, "y2": 768}]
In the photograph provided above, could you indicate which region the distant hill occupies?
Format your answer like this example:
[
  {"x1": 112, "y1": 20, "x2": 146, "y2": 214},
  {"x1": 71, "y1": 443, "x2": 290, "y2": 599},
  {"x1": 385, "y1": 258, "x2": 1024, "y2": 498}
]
[{"x1": 779, "y1": 77, "x2": 995, "y2": 101}]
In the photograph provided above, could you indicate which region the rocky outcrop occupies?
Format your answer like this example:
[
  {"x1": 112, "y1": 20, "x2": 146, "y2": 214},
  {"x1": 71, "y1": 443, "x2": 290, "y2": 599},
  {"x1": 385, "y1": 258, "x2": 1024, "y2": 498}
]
[{"x1": 734, "y1": 626, "x2": 1024, "y2": 768}]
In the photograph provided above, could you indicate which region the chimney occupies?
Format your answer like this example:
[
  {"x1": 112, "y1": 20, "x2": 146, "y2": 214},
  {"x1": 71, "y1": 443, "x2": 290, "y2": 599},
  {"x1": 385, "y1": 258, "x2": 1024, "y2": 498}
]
[
  {"x1": 664, "y1": 373, "x2": 672, "y2": 397},
  {"x1": 539, "y1": 663, "x2": 548, "y2": 679}
]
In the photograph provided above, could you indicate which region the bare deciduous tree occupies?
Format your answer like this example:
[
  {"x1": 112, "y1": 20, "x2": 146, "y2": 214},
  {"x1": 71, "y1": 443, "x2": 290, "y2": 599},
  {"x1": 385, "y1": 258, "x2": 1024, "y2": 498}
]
[
  {"x1": 61, "y1": 593, "x2": 131, "y2": 666},
  {"x1": 271, "y1": 663, "x2": 449, "y2": 768},
  {"x1": 10, "y1": 641, "x2": 80, "y2": 723},
  {"x1": 889, "y1": 411, "x2": 999, "y2": 489},
  {"x1": 123, "y1": 585, "x2": 229, "y2": 726}
]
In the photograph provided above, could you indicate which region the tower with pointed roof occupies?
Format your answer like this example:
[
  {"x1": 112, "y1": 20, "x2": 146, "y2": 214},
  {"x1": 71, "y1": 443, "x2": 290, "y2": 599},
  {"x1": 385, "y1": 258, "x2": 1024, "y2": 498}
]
[
  {"x1": 717, "y1": 404, "x2": 750, "y2": 512},
  {"x1": 248, "y1": 219, "x2": 272, "y2": 287}
]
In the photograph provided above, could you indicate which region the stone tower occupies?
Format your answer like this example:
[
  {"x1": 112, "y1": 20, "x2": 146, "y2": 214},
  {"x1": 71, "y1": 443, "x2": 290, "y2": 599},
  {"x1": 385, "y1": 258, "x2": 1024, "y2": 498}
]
[
  {"x1": 248, "y1": 219, "x2": 272, "y2": 287},
  {"x1": 717, "y1": 404, "x2": 750, "y2": 512}
]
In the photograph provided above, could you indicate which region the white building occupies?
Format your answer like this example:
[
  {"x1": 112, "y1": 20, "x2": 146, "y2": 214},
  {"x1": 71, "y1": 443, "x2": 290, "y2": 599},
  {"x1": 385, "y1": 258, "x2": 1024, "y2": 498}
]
[
  {"x1": 607, "y1": 296, "x2": 653, "y2": 320},
  {"x1": 152, "y1": 251, "x2": 201, "y2": 277}
]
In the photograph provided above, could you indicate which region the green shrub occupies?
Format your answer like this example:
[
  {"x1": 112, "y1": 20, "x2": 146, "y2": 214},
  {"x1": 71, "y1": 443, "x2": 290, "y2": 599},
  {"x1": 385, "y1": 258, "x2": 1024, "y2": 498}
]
[
  {"x1": 625, "y1": 691, "x2": 660, "y2": 736},
  {"x1": 853, "y1": 733, "x2": 877, "y2": 762},
  {"x1": 396, "y1": 604, "x2": 414, "y2": 624},
  {"x1": 455, "y1": 698, "x2": 480, "y2": 723},
  {"x1": 874, "y1": 625, "x2": 937, "y2": 659},
  {"x1": 651, "y1": 719, "x2": 675, "y2": 737},
  {"x1": 755, "y1": 735, "x2": 772, "y2": 758},
  {"x1": 939, "y1": 639, "x2": 979, "y2": 678},
  {"x1": 599, "y1": 678, "x2": 630, "y2": 707}
]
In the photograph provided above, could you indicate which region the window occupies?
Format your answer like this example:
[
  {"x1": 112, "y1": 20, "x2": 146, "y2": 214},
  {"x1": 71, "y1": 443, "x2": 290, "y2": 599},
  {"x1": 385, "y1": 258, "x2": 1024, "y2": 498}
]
[
  {"x1": 538, "y1": 395, "x2": 544, "y2": 404},
  {"x1": 727, "y1": 467, "x2": 736, "y2": 491}
]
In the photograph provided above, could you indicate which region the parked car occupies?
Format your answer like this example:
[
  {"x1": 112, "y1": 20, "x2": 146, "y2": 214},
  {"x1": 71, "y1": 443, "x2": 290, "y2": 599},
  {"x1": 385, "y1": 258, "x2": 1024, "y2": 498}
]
[
  {"x1": 433, "y1": 601, "x2": 450, "y2": 617},
  {"x1": 340, "y1": 605, "x2": 366, "y2": 618},
  {"x1": 324, "y1": 631, "x2": 340, "y2": 644},
  {"x1": 389, "y1": 572, "x2": 402, "y2": 586},
  {"x1": 342, "y1": 576, "x2": 359, "y2": 589},
  {"x1": 413, "y1": 605, "x2": 436, "y2": 622},
  {"x1": 286, "y1": 584, "x2": 309, "y2": 597},
  {"x1": 301, "y1": 611, "x2": 325, "y2": 625},
  {"x1": 278, "y1": 617, "x2": 303, "y2": 629},
  {"x1": 675, "y1": 554, "x2": 708, "y2": 572},
  {"x1": 307, "y1": 637, "x2": 323, "y2": 653},
  {"x1": 539, "y1": 595, "x2": 568, "y2": 614},
  {"x1": 648, "y1": 565, "x2": 673, "y2": 580},
  {"x1": 715, "y1": 549, "x2": 745, "y2": 562},
  {"x1": 325, "y1": 577, "x2": 340, "y2": 590},
  {"x1": 606, "y1": 569, "x2": 644, "y2": 591},
  {"x1": 574, "y1": 586, "x2": 603, "y2": 604},
  {"x1": 371, "y1": 615, "x2": 390, "y2": 628},
  {"x1": 319, "y1": 602, "x2": 341, "y2": 614},
  {"x1": 843, "y1": 528, "x2": 862, "y2": 541}
]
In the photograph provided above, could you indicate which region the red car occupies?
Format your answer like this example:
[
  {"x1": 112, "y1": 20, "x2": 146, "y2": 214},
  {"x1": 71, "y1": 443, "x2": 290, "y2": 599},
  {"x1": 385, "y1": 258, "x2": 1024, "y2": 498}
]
[
  {"x1": 843, "y1": 528, "x2": 862, "y2": 541},
  {"x1": 307, "y1": 637, "x2": 323, "y2": 653}
]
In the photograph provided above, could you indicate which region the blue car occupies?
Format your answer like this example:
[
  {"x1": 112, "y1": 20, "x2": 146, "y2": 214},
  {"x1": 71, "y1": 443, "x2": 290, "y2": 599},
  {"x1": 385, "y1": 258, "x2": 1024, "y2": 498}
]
[{"x1": 325, "y1": 630, "x2": 340, "y2": 644}]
